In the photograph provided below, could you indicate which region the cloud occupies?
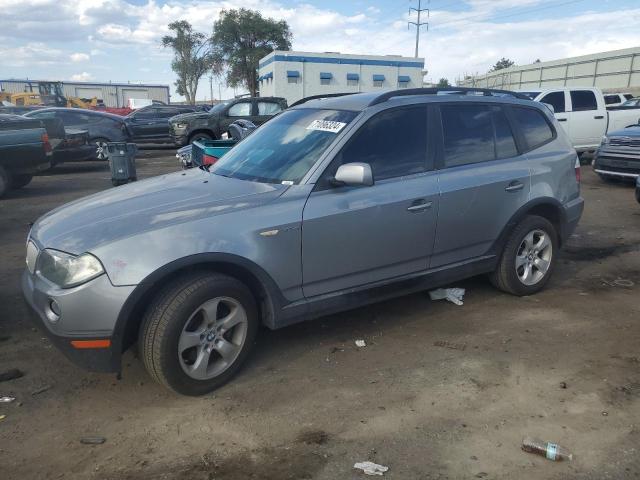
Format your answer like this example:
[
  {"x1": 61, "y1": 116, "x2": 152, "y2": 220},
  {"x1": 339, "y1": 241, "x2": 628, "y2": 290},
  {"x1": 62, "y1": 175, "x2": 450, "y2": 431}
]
[
  {"x1": 70, "y1": 72, "x2": 94, "y2": 81},
  {"x1": 70, "y1": 52, "x2": 90, "y2": 62}
]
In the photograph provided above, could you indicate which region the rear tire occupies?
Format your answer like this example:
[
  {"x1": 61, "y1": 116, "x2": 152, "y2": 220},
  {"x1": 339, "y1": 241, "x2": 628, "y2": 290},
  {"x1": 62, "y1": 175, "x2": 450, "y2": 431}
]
[
  {"x1": 490, "y1": 215, "x2": 558, "y2": 296},
  {"x1": 11, "y1": 174, "x2": 33, "y2": 189},
  {"x1": 139, "y1": 272, "x2": 258, "y2": 396}
]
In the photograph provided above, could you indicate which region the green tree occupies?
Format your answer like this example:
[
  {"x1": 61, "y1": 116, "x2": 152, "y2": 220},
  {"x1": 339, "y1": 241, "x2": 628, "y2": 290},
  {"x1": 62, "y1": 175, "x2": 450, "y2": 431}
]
[
  {"x1": 490, "y1": 57, "x2": 516, "y2": 72},
  {"x1": 212, "y1": 9, "x2": 292, "y2": 97},
  {"x1": 437, "y1": 78, "x2": 451, "y2": 87},
  {"x1": 162, "y1": 21, "x2": 218, "y2": 104}
]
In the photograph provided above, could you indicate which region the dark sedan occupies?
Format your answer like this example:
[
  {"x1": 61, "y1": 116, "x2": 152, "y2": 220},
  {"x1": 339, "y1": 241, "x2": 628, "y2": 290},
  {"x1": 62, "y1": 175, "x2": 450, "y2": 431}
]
[
  {"x1": 24, "y1": 108, "x2": 131, "y2": 160},
  {"x1": 124, "y1": 105, "x2": 198, "y2": 144}
]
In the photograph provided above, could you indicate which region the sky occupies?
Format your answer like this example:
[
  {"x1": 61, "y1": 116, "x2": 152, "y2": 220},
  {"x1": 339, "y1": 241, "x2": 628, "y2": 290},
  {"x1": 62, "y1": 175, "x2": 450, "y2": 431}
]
[{"x1": 1, "y1": 0, "x2": 639, "y2": 102}]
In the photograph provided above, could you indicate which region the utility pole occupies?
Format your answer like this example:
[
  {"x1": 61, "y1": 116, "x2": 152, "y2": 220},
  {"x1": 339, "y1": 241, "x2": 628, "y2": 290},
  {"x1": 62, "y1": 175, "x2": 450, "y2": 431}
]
[
  {"x1": 209, "y1": 73, "x2": 214, "y2": 106},
  {"x1": 408, "y1": 0, "x2": 429, "y2": 58}
]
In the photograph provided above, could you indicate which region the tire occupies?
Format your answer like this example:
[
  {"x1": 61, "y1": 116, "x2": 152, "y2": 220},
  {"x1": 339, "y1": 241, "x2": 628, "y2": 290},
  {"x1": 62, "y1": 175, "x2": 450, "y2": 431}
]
[
  {"x1": 139, "y1": 272, "x2": 259, "y2": 396},
  {"x1": 490, "y1": 215, "x2": 558, "y2": 296},
  {"x1": 11, "y1": 174, "x2": 33, "y2": 189},
  {"x1": 0, "y1": 166, "x2": 10, "y2": 198},
  {"x1": 93, "y1": 138, "x2": 110, "y2": 160},
  {"x1": 189, "y1": 132, "x2": 213, "y2": 144}
]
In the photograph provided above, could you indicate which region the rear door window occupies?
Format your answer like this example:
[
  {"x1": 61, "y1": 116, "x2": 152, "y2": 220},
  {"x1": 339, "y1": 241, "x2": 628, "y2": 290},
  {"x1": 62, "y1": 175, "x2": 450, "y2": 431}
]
[
  {"x1": 257, "y1": 101, "x2": 282, "y2": 116},
  {"x1": 570, "y1": 90, "x2": 598, "y2": 111},
  {"x1": 540, "y1": 91, "x2": 565, "y2": 113},
  {"x1": 511, "y1": 107, "x2": 554, "y2": 150},
  {"x1": 228, "y1": 102, "x2": 252, "y2": 117},
  {"x1": 440, "y1": 104, "x2": 518, "y2": 167},
  {"x1": 604, "y1": 95, "x2": 619, "y2": 105}
]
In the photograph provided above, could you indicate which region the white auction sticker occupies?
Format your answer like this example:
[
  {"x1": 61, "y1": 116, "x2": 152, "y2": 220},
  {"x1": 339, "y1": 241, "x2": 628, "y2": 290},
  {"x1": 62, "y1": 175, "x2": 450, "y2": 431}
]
[{"x1": 306, "y1": 119, "x2": 347, "y2": 133}]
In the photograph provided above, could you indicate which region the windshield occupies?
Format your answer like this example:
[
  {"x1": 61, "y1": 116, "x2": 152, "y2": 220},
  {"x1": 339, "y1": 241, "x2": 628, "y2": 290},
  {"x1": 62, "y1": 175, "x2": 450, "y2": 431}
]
[
  {"x1": 211, "y1": 108, "x2": 358, "y2": 184},
  {"x1": 209, "y1": 102, "x2": 229, "y2": 114}
]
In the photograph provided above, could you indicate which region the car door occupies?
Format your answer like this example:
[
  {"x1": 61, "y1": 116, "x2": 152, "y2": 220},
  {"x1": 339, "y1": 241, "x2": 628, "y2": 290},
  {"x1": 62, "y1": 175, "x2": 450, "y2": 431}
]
[
  {"x1": 432, "y1": 102, "x2": 530, "y2": 268},
  {"x1": 539, "y1": 90, "x2": 569, "y2": 137},
  {"x1": 149, "y1": 107, "x2": 181, "y2": 140},
  {"x1": 126, "y1": 108, "x2": 157, "y2": 141},
  {"x1": 301, "y1": 105, "x2": 439, "y2": 298},
  {"x1": 222, "y1": 100, "x2": 253, "y2": 134},
  {"x1": 253, "y1": 100, "x2": 284, "y2": 125},
  {"x1": 568, "y1": 89, "x2": 606, "y2": 148}
]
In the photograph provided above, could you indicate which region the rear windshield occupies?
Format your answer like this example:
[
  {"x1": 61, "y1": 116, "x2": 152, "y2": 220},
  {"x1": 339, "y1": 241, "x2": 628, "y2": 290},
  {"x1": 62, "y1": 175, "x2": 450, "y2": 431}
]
[{"x1": 212, "y1": 108, "x2": 358, "y2": 184}]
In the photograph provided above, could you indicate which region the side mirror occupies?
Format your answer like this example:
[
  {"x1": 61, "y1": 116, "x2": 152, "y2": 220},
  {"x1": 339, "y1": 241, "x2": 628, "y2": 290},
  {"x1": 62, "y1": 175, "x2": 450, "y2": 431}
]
[{"x1": 333, "y1": 163, "x2": 374, "y2": 187}]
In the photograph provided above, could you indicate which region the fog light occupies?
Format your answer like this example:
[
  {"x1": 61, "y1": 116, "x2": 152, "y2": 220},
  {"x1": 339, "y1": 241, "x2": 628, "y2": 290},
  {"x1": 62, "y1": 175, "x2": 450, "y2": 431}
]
[{"x1": 46, "y1": 299, "x2": 61, "y2": 323}]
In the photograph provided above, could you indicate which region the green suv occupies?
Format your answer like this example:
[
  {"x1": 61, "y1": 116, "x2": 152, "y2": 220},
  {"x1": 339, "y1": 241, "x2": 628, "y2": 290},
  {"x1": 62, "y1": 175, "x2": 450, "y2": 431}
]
[{"x1": 169, "y1": 96, "x2": 287, "y2": 146}]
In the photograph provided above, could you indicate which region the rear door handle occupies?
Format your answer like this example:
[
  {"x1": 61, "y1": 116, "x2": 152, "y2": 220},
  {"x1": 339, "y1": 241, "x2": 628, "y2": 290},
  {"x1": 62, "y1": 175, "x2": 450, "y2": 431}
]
[
  {"x1": 407, "y1": 199, "x2": 433, "y2": 212},
  {"x1": 505, "y1": 181, "x2": 524, "y2": 192},
  {"x1": 557, "y1": 118, "x2": 567, "y2": 122},
  {"x1": 594, "y1": 115, "x2": 604, "y2": 119}
]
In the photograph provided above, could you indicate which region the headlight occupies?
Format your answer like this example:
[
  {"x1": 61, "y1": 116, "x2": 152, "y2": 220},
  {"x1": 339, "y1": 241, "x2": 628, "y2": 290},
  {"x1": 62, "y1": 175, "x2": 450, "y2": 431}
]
[
  {"x1": 26, "y1": 240, "x2": 39, "y2": 274},
  {"x1": 37, "y1": 249, "x2": 104, "y2": 288},
  {"x1": 601, "y1": 135, "x2": 610, "y2": 146},
  {"x1": 175, "y1": 123, "x2": 187, "y2": 129}
]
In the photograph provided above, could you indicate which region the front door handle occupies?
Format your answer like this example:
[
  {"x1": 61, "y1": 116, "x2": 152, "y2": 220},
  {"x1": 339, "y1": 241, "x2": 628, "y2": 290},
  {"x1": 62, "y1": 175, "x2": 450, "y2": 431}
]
[
  {"x1": 407, "y1": 200, "x2": 433, "y2": 212},
  {"x1": 594, "y1": 115, "x2": 604, "y2": 119},
  {"x1": 557, "y1": 118, "x2": 567, "y2": 122},
  {"x1": 505, "y1": 181, "x2": 524, "y2": 192}
]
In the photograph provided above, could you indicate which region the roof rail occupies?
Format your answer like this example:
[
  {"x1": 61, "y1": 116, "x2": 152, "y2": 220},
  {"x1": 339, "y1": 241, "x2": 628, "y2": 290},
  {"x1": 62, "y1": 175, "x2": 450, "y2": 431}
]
[
  {"x1": 368, "y1": 87, "x2": 530, "y2": 106},
  {"x1": 289, "y1": 92, "x2": 357, "y2": 108}
]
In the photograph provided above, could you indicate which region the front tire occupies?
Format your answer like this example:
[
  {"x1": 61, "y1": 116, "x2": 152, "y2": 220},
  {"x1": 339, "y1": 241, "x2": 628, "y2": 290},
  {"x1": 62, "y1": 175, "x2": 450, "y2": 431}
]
[
  {"x1": 139, "y1": 272, "x2": 258, "y2": 396},
  {"x1": 93, "y1": 138, "x2": 110, "y2": 160},
  {"x1": 490, "y1": 215, "x2": 558, "y2": 296},
  {"x1": 11, "y1": 174, "x2": 33, "y2": 189},
  {"x1": 188, "y1": 132, "x2": 213, "y2": 144}
]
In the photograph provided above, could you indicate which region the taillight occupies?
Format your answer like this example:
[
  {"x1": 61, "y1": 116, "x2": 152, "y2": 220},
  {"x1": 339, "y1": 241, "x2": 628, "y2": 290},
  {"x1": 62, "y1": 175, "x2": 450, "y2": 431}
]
[
  {"x1": 574, "y1": 156, "x2": 581, "y2": 183},
  {"x1": 42, "y1": 133, "x2": 52, "y2": 156},
  {"x1": 202, "y1": 154, "x2": 219, "y2": 166}
]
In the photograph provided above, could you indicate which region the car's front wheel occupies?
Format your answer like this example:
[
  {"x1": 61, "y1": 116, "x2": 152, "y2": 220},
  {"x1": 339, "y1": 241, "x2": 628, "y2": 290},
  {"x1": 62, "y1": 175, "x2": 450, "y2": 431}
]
[
  {"x1": 140, "y1": 272, "x2": 258, "y2": 396},
  {"x1": 490, "y1": 215, "x2": 558, "y2": 296},
  {"x1": 11, "y1": 174, "x2": 33, "y2": 189},
  {"x1": 93, "y1": 138, "x2": 110, "y2": 160}
]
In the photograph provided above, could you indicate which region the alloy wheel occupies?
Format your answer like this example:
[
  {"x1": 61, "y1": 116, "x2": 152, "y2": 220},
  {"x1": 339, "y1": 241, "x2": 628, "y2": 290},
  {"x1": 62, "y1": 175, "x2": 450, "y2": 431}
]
[{"x1": 515, "y1": 229, "x2": 553, "y2": 286}]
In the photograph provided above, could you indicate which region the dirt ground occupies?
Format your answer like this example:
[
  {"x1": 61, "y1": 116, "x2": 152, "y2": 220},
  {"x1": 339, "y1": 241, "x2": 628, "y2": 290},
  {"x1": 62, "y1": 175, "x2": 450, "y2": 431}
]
[{"x1": 1, "y1": 152, "x2": 639, "y2": 480}]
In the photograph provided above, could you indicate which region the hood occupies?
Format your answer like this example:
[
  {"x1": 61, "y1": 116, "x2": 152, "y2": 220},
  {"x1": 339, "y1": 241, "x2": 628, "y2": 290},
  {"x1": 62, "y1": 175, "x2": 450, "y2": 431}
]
[
  {"x1": 30, "y1": 169, "x2": 287, "y2": 254},
  {"x1": 170, "y1": 111, "x2": 210, "y2": 123},
  {"x1": 607, "y1": 125, "x2": 640, "y2": 138}
]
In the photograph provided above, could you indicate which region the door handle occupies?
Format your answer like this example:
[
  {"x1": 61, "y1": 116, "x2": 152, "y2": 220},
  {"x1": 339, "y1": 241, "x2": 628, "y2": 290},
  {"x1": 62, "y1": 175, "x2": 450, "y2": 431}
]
[
  {"x1": 557, "y1": 118, "x2": 567, "y2": 122},
  {"x1": 594, "y1": 115, "x2": 604, "y2": 119},
  {"x1": 407, "y1": 200, "x2": 433, "y2": 212},
  {"x1": 505, "y1": 181, "x2": 524, "y2": 192}
]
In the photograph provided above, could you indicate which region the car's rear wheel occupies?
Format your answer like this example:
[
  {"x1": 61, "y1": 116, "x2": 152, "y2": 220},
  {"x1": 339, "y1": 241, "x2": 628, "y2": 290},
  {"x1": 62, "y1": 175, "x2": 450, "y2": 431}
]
[
  {"x1": 139, "y1": 272, "x2": 258, "y2": 396},
  {"x1": 490, "y1": 215, "x2": 558, "y2": 296},
  {"x1": 93, "y1": 138, "x2": 110, "y2": 160},
  {"x1": 11, "y1": 174, "x2": 33, "y2": 189}
]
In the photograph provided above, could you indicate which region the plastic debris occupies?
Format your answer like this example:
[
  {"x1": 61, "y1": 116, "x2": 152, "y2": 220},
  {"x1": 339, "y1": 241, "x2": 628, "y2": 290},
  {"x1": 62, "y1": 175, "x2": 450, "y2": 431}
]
[
  {"x1": 429, "y1": 288, "x2": 465, "y2": 306},
  {"x1": 354, "y1": 461, "x2": 388, "y2": 476},
  {"x1": 355, "y1": 340, "x2": 366, "y2": 348},
  {"x1": 613, "y1": 278, "x2": 634, "y2": 288},
  {"x1": 522, "y1": 437, "x2": 573, "y2": 461},
  {"x1": 31, "y1": 385, "x2": 52, "y2": 396},
  {"x1": 0, "y1": 369, "x2": 24, "y2": 383},
  {"x1": 0, "y1": 396, "x2": 15, "y2": 403},
  {"x1": 434, "y1": 340, "x2": 466, "y2": 351},
  {"x1": 80, "y1": 437, "x2": 106, "y2": 445},
  {"x1": 0, "y1": 415, "x2": 6, "y2": 422}
]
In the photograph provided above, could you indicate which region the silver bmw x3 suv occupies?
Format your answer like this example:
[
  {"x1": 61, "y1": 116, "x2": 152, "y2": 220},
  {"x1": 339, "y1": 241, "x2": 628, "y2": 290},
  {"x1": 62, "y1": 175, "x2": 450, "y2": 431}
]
[{"x1": 23, "y1": 88, "x2": 584, "y2": 395}]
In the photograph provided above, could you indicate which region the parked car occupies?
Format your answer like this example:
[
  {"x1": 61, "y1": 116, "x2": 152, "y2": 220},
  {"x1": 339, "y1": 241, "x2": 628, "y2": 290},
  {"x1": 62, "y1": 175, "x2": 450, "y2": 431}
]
[
  {"x1": 53, "y1": 129, "x2": 94, "y2": 165},
  {"x1": 593, "y1": 124, "x2": 640, "y2": 181},
  {"x1": 124, "y1": 105, "x2": 198, "y2": 144},
  {"x1": 518, "y1": 87, "x2": 640, "y2": 153},
  {"x1": 22, "y1": 87, "x2": 583, "y2": 395},
  {"x1": 0, "y1": 114, "x2": 52, "y2": 196},
  {"x1": 169, "y1": 97, "x2": 287, "y2": 146},
  {"x1": 621, "y1": 98, "x2": 640, "y2": 107},
  {"x1": 603, "y1": 93, "x2": 634, "y2": 107},
  {"x1": 24, "y1": 108, "x2": 131, "y2": 160},
  {"x1": 636, "y1": 177, "x2": 640, "y2": 204}
]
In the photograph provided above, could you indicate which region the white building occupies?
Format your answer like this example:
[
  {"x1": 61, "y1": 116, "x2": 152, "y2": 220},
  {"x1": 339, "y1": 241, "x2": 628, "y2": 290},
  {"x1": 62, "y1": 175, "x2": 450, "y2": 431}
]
[
  {"x1": 457, "y1": 46, "x2": 640, "y2": 96},
  {"x1": 258, "y1": 51, "x2": 426, "y2": 105},
  {"x1": 0, "y1": 79, "x2": 171, "y2": 107}
]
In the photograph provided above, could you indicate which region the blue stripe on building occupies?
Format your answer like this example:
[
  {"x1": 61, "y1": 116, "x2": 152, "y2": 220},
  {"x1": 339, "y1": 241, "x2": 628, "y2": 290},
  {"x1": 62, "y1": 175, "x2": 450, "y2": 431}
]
[{"x1": 259, "y1": 55, "x2": 424, "y2": 69}]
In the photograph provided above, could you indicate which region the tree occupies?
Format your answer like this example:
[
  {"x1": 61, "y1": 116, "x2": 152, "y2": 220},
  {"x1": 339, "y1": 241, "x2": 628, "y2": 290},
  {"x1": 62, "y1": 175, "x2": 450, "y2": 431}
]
[
  {"x1": 534, "y1": 58, "x2": 541, "y2": 63},
  {"x1": 437, "y1": 78, "x2": 451, "y2": 87},
  {"x1": 162, "y1": 21, "x2": 218, "y2": 104},
  {"x1": 490, "y1": 57, "x2": 515, "y2": 72},
  {"x1": 212, "y1": 9, "x2": 292, "y2": 97}
]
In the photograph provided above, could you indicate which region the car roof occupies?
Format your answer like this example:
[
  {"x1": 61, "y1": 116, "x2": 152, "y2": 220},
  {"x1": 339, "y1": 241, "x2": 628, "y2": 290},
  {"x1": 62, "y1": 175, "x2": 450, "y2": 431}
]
[
  {"x1": 293, "y1": 89, "x2": 541, "y2": 112},
  {"x1": 27, "y1": 107, "x2": 124, "y2": 121}
]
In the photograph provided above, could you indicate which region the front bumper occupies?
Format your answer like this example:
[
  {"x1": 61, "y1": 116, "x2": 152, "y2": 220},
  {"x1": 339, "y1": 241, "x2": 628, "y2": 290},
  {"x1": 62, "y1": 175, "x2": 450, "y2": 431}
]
[
  {"x1": 21, "y1": 269, "x2": 135, "y2": 373},
  {"x1": 593, "y1": 146, "x2": 640, "y2": 179}
]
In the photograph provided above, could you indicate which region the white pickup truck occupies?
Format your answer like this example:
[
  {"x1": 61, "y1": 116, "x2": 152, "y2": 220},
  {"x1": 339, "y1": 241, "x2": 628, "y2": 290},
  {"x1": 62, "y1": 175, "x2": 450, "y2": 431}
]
[{"x1": 518, "y1": 87, "x2": 640, "y2": 153}]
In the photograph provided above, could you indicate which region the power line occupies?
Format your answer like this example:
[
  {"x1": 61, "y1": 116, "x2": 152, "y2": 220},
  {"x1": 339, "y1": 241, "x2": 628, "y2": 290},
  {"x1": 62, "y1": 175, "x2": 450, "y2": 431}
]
[{"x1": 408, "y1": 0, "x2": 429, "y2": 58}]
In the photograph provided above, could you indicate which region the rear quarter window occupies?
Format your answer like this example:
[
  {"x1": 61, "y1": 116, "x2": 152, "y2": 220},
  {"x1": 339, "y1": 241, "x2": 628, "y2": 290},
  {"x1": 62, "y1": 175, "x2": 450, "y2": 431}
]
[{"x1": 511, "y1": 107, "x2": 555, "y2": 151}]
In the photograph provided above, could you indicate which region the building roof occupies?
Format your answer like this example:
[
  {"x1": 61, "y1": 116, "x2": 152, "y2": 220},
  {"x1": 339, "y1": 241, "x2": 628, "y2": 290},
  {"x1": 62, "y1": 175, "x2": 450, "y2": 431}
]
[
  {"x1": 0, "y1": 79, "x2": 170, "y2": 89},
  {"x1": 259, "y1": 50, "x2": 424, "y2": 69}
]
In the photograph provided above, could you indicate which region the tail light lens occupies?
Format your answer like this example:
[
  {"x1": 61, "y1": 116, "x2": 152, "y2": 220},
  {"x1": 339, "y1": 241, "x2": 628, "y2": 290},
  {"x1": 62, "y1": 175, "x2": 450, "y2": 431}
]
[
  {"x1": 202, "y1": 154, "x2": 219, "y2": 166},
  {"x1": 574, "y1": 156, "x2": 581, "y2": 183},
  {"x1": 42, "y1": 133, "x2": 52, "y2": 155}
]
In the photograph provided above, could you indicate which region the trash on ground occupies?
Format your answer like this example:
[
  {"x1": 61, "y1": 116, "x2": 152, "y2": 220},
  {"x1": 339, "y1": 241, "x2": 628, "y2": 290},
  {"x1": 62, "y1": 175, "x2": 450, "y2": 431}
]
[
  {"x1": 429, "y1": 287, "x2": 465, "y2": 306},
  {"x1": 80, "y1": 436, "x2": 106, "y2": 445},
  {"x1": 0, "y1": 369, "x2": 24, "y2": 383},
  {"x1": 522, "y1": 436, "x2": 573, "y2": 461},
  {"x1": 31, "y1": 385, "x2": 52, "y2": 396},
  {"x1": 355, "y1": 340, "x2": 366, "y2": 348},
  {"x1": 0, "y1": 414, "x2": 6, "y2": 422},
  {"x1": 559, "y1": 382, "x2": 567, "y2": 389},
  {"x1": 354, "y1": 461, "x2": 388, "y2": 476},
  {"x1": 612, "y1": 278, "x2": 634, "y2": 288},
  {"x1": 0, "y1": 396, "x2": 16, "y2": 403},
  {"x1": 434, "y1": 340, "x2": 467, "y2": 351}
]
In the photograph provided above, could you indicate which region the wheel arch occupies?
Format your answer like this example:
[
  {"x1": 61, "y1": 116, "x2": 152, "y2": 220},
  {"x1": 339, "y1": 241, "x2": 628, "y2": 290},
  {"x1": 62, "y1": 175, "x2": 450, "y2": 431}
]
[
  {"x1": 112, "y1": 253, "x2": 285, "y2": 358},
  {"x1": 188, "y1": 129, "x2": 217, "y2": 142}
]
